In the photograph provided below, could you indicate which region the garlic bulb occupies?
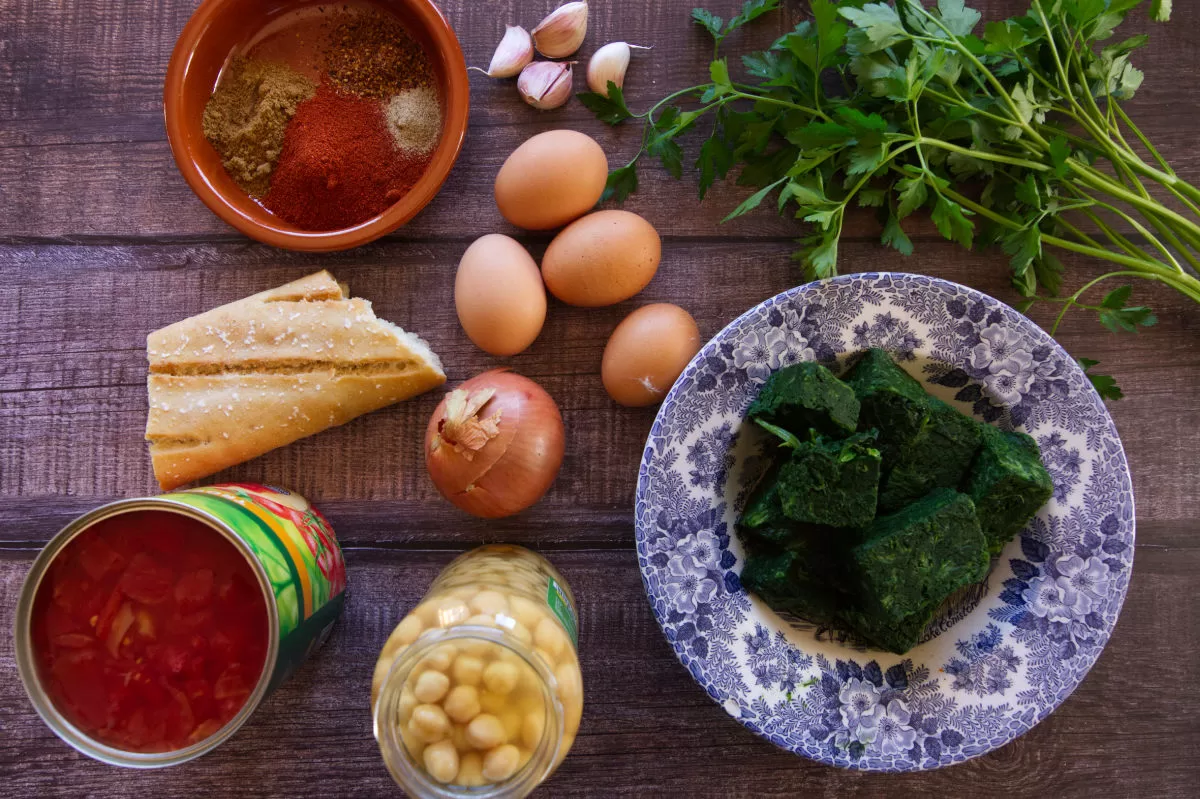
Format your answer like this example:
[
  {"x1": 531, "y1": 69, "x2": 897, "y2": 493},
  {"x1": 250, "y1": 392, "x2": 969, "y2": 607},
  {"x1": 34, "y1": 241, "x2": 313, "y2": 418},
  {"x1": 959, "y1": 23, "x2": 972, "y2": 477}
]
[
  {"x1": 470, "y1": 25, "x2": 534, "y2": 78},
  {"x1": 531, "y1": 1, "x2": 588, "y2": 59},
  {"x1": 586, "y1": 41, "x2": 651, "y2": 97},
  {"x1": 517, "y1": 61, "x2": 574, "y2": 110}
]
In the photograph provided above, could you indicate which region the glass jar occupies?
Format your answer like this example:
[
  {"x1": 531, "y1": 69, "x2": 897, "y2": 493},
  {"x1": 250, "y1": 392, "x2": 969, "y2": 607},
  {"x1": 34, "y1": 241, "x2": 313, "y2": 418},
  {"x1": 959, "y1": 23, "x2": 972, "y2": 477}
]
[{"x1": 373, "y1": 545, "x2": 582, "y2": 797}]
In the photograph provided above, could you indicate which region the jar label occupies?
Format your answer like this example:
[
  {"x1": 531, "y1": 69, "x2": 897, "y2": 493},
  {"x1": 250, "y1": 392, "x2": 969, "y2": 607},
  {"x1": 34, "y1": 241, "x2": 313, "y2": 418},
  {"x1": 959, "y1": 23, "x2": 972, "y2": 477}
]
[{"x1": 546, "y1": 577, "x2": 578, "y2": 646}]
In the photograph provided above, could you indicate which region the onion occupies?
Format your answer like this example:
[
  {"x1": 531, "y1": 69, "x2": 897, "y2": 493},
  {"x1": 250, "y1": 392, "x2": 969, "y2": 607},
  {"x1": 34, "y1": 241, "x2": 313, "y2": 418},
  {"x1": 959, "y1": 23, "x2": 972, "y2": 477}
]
[{"x1": 425, "y1": 370, "x2": 565, "y2": 518}]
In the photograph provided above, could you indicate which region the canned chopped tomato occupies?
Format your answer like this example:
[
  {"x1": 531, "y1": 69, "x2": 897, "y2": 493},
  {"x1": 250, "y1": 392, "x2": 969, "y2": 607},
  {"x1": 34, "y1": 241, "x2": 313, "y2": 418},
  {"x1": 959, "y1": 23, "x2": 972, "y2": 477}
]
[{"x1": 15, "y1": 484, "x2": 346, "y2": 767}]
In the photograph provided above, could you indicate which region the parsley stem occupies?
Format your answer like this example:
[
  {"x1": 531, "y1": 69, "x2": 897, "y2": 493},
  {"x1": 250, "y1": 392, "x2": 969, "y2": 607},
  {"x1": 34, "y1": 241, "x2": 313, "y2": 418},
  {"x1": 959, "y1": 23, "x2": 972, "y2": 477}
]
[
  {"x1": 1113, "y1": 102, "x2": 1174, "y2": 176},
  {"x1": 1068, "y1": 162, "x2": 1200, "y2": 244},
  {"x1": 637, "y1": 85, "x2": 711, "y2": 119},
  {"x1": 913, "y1": 138, "x2": 1050, "y2": 171},
  {"x1": 934, "y1": 181, "x2": 1197, "y2": 292},
  {"x1": 1056, "y1": 215, "x2": 1126, "y2": 255},
  {"x1": 1062, "y1": 184, "x2": 1185, "y2": 273},
  {"x1": 729, "y1": 91, "x2": 825, "y2": 120}
]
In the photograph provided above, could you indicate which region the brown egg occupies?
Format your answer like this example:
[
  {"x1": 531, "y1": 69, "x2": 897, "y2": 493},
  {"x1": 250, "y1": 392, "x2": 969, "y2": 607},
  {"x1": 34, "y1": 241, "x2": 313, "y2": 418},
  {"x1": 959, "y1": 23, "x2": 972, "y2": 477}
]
[
  {"x1": 494, "y1": 130, "x2": 608, "y2": 230},
  {"x1": 602, "y1": 304, "x2": 702, "y2": 407},
  {"x1": 541, "y1": 210, "x2": 661, "y2": 307},
  {"x1": 455, "y1": 234, "x2": 547, "y2": 356}
]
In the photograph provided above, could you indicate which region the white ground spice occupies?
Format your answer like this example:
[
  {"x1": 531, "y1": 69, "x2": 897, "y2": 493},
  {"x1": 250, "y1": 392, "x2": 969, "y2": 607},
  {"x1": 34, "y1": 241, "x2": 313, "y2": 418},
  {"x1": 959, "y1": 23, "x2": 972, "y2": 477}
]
[{"x1": 385, "y1": 86, "x2": 442, "y2": 154}]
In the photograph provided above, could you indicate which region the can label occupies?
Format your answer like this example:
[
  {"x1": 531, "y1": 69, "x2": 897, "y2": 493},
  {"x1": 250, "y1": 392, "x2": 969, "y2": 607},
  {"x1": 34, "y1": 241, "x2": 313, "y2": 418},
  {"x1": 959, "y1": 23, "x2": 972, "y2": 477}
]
[
  {"x1": 166, "y1": 484, "x2": 347, "y2": 690},
  {"x1": 546, "y1": 576, "x2": 578, "y2": 646}
]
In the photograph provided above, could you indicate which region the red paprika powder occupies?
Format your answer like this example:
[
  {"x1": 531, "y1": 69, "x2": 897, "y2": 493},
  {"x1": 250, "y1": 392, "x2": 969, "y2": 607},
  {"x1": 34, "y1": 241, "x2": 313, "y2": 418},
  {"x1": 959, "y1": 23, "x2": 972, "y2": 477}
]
[{"x1": 264, "y1": 85, "x2": 431, "y2": 231}]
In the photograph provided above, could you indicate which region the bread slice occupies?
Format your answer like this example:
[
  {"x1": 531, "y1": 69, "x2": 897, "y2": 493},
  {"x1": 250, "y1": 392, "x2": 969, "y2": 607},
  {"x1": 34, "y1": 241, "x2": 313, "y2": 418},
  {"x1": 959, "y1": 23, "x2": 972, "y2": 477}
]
[{"x1": 145, "y1": 270, "x2": 445, "y2": 490}]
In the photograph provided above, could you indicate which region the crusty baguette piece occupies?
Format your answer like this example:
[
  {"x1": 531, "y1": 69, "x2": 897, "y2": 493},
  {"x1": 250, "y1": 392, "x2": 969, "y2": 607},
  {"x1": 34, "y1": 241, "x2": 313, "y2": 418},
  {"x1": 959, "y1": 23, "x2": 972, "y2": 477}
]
[{"x1": 145, "y1": 270, "x2": 445, "y2": 490}]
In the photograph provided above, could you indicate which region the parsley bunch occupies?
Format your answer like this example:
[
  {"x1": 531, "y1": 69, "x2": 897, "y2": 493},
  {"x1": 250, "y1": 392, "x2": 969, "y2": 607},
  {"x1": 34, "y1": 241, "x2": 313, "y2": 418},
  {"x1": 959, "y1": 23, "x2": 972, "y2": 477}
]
[{"x1": 580, "y1": 0, "x2": 1195, "y2": 399}]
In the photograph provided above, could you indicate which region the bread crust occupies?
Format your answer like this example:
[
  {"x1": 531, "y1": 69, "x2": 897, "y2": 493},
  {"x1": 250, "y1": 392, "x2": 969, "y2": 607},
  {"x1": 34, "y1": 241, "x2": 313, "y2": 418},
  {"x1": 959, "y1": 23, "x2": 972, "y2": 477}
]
[{"x1": 145, "y1": 271, "x2": 445, "y2": 489}]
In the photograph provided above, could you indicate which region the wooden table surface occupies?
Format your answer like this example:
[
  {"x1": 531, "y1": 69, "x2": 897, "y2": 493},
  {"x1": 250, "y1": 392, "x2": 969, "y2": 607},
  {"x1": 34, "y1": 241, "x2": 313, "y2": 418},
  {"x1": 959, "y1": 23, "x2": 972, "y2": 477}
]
[{"x1": 2, "y1": 0, "x2": 1199, "y2": 796}]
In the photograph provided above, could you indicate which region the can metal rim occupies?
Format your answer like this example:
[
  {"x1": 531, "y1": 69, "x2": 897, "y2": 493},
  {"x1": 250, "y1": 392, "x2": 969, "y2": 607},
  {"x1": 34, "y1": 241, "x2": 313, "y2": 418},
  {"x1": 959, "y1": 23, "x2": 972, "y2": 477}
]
[{"x1": 13, "y1": 496, "x2": 282, "y2": 768}]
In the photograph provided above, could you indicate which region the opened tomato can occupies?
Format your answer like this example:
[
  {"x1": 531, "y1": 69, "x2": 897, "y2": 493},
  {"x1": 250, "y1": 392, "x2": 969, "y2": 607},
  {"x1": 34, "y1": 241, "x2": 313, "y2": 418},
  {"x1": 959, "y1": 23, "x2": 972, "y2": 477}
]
[{"x1": 14, "y1": 483, "x2": 347, "y2": 767}]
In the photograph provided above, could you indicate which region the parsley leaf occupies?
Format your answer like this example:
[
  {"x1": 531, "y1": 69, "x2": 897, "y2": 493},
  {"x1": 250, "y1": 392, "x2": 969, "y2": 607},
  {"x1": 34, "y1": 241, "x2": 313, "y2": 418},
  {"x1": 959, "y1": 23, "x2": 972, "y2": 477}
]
[
  {"x1": 882, "y1": 213, "x2": 915, "y2": 255},
  {"x1": 1098, "y1": 285, "x2": 1158, "y2": 332},
  {"x1": 931, "y1": 195, "x2": 975, "y2": 248},
  {"x1": 722, "y1": 181, "x2": 783, "y2": 223},
  {"x1": 576, "y1": 82, "x2": 632, "y2": 125},
  {"x1": 1078, "y1": 358, "x2": 1124, "y2": 401},
  {"x1": 726, "y1": 0, "x2": 780, "y2": 33},
  {"x1": 602, "y1": 163, "x2": 639, "y2": 204},
  {"x1": 697, "y1": 136, "x2": 736, "y2": 199},
  {"x1": 691, "y1": 8, "x2": 724, "y2": 40}
]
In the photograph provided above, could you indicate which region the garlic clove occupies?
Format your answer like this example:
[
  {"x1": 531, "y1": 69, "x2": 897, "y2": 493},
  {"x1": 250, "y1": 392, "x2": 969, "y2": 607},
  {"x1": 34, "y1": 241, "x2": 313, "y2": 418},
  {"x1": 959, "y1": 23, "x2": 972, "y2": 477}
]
[
  {"x1": 586, "y1": 41, "x2": 651, "y2": 97},
  {"x1": 531, "y1": 1, "x2": 588, "y2": 59},
  {"x1": 470, "y1": 25, "x2": 534, "y2": 78},
  {"x1": 517, "y1": 61, "x2": 574, "y2": 110}
]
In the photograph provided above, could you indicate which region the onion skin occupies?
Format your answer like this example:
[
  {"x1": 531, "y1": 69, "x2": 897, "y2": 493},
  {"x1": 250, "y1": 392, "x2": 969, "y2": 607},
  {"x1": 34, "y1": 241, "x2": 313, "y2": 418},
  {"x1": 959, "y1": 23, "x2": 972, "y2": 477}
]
[{"x1": 425, "y1": 370, "x2": 565, "y2": 518}]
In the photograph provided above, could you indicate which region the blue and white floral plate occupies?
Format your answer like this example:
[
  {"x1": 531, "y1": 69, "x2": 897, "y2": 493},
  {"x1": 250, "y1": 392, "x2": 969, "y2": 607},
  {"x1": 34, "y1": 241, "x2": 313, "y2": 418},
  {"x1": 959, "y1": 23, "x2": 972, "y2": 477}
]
[{"x1": 634, "y1": 273, "x2": 1134, "y2": 771}]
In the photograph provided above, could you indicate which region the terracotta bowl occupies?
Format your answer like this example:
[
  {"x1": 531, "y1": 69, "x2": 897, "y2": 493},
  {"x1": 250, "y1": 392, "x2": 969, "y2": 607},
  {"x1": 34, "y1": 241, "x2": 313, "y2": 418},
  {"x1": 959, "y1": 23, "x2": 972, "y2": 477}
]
[{"x1": 164, "y1": 0, "x2": 469, "y2": 252}]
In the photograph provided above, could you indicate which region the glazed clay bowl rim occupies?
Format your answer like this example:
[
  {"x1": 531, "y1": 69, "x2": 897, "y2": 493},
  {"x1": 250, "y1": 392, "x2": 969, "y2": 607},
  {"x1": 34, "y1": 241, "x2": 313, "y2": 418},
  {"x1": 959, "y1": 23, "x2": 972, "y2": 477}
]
[{"x1": 164, "y1": 0, "x2": 469, "y2": 252}]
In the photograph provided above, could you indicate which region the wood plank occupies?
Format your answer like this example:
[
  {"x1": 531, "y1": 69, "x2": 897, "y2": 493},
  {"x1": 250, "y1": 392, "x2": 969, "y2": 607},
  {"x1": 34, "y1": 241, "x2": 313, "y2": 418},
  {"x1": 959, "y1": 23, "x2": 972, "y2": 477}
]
[
  {"x1": 0, "y1": 545, "x2": 1195, "y2": 797},
  {"x1": 3, "y1": 240, "x2": 1198, "y2": 523},
  {"x1": 3, "y1": 1, "x2": 1199, "y2": 240}
]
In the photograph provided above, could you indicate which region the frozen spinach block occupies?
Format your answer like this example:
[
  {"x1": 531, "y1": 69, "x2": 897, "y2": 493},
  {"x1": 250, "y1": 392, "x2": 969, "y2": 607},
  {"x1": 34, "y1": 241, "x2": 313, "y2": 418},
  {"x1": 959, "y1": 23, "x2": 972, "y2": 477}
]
[
  {"x1": 747, "y1": 362, "x2": 860, "y2": 437},
  {"x1": 878, "y1": 398, "x2": 982, "y2": 513},
  {"x1": 842, "y1": 349, "x2": 930, "y2": 466},
  {"x1": 734, "y1": 348, "x2": 1022, "y2": 656},
  {"x1": 852, "y1": 488, "x2": 989, "y2": 626},
  {"x1": 776, "y1": 432, "x2": 882, "y2": 528},
  {"x1": 838, "y1": 601, "x2": 937, "y2": 655},
  {"x1": 740, "y1": 461, "x2": 789, "y2": 532},
  {"x1": 740, "y1": 464, "x2": 856, "y2": 556},
  {"x1": 965, "y1": 425, "x2": 1054, "y2": 554},
  {"x1": 739, "y1": 548, "x2": 845, "y2": 629}
]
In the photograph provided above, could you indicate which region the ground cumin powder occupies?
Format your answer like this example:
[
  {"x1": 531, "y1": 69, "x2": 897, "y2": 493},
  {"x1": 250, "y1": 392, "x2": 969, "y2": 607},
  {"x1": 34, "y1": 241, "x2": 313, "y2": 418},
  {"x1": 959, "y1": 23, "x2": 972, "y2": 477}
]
[{"x1": 202, "y1": 58, "x2": 315, "y2": 197}]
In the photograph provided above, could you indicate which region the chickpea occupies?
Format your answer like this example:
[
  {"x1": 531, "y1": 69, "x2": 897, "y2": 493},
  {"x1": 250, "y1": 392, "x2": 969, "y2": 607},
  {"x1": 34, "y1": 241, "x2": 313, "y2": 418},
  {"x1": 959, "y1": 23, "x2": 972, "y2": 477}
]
[
  {"x1": 414, "y1": 669, "x2": 451, "y2": 704},
  {"x1": 456, "y1": 751, "x2": 485, "y2": 787},
  {"x1": 469, "y1": 589, "x2": 510, "y2": 616},
  {"x1": 409, "y1": 703, "x2": 450, "y2": 743},
  {"x1": 483, "y1": 660, "x2": 519, "y2": 695},
  {"x1": 423, "y1": 740, "x2": 459, "y2": 784},
  {"x1": 390, "y1": 614, "x2": 424, "y2": 648},
  {"x1": 465, "y1": 613, "x2": 498, "y2": 627},
  {"x1": 482, "y1": 744, "x2": 522, "y2": 783},
  {"x1": 449, "y1": 721, "x2": 471, "y2": 752},
  {"x1": 499, "y1": 710, "x2": 523, "y2": 742},
  {"x1": 397, "y1": 686, "x2": 418, "y2": 722},
  {"x1": 508, "y1": 595, "x2": 544, "y2": 630},
  {"x1": 448, "y1": 585, "x2": 478, "y2": 600},
  {"x1": 491, "y1": 618, "x2": 532, "y2": 646},
  {"x1": 443, "y1": 684, "x2": 481, "y2": 724},
  {"x1": 372, "y1": 654, "x2": 399, "y2": 705},
  {"x1": 413, "y1": 601, "x2": 439, "y2": 627},
  {"x1": 534, "y1": 617, "x2": 567, "y2": 658},
  {"x1": 399, "y1": 721, "x2": 426, "y2": 762},
  {"x1": 522, "y1": 709, "x2": 545, "y2": 749},
  {"x1": 425, "y1": 643, "x2": 458, "y2": 673},
  {"x1": 434, "y1": 599, "x2": 470, "y2": 627},
  {"x1": 554, "y1": 662, "x2": 582, "y2": 705},
  {"x1": 451, "y1": 654, "x2": 484, "y2": 687},
  {"x1": 478, "y1": 690, "x2": 508, "y2": 715},
  {"x1": 533, "y1": 647, "x2": 556, "y2": 670},
  {"x1": 465, "y1": 713, "x2": 506, "y2": 750}
]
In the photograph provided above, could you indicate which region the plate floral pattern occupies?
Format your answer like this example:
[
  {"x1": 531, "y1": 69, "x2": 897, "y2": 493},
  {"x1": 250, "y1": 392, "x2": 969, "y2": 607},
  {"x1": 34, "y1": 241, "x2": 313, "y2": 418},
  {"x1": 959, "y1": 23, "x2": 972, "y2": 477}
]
[{"x1": 634, "y1": 274, "x2": 1134, "y2": 771}]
